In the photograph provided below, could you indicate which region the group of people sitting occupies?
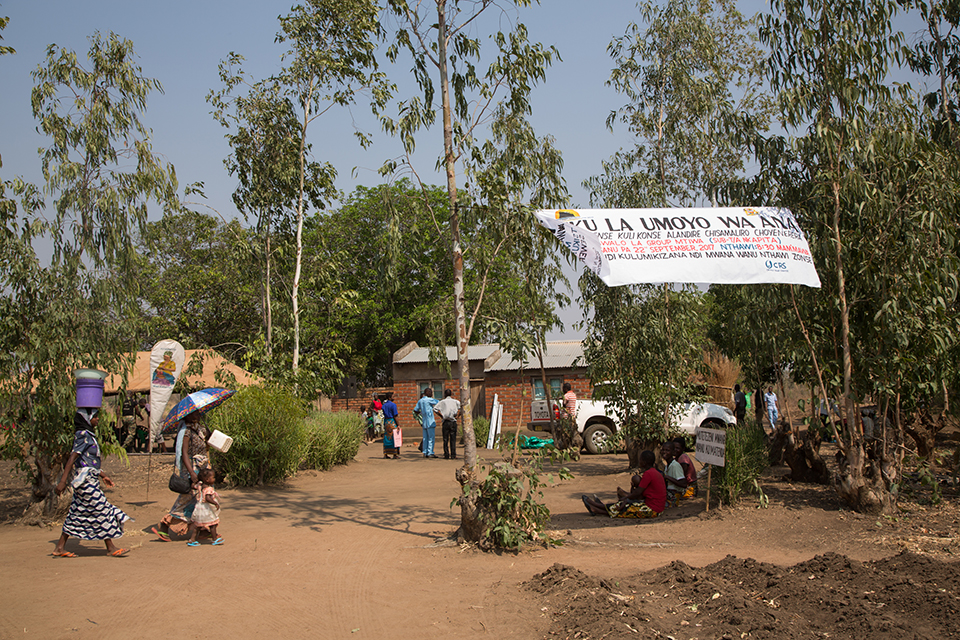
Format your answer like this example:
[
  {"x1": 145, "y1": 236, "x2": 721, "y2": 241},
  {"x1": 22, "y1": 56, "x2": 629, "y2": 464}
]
[{"x1": 582, "y1": 438, "x2": 697, "y2": 519}]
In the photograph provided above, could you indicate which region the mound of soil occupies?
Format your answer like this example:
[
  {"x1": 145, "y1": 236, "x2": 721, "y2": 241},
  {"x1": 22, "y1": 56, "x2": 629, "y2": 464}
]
[{"x1": 525, "y1": 551, "x2": 960, "y2": 639}]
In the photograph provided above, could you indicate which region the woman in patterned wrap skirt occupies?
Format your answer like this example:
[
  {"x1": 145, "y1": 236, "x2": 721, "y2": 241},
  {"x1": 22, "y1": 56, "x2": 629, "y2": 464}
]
[{"x1": 52, "y1": 408, "x2": 131, "y2": 557}]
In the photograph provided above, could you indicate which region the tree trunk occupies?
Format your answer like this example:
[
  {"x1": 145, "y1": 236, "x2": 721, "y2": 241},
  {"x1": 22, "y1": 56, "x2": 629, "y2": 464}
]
[
  {"x1": 22, "y1": 454, "x2": 70, "y2": 524},
  {"x1": 624, "y1": 435, "x2": 645, "y2": 469},
  {"x1": 433, "y1": 0, "x2": 481, "y2": 543},
  {"x1": 265, "y1": 221, "x2": 273, "y2": 358},
  {"x1": 904, "y1": 408, "x2": 948, "y2": 460}
]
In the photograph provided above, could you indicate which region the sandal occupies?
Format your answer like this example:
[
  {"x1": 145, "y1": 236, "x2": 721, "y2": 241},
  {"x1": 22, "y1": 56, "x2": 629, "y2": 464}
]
[
  {"x1": 151, "y1": 526, "x2": 171, "y2": 542},
  {"x1": 186, "y1": 541, "x2": 200, "y2": 547},
  {"x1": 108, "y1": 548, "x2": 129, "y2": 557},
  {"x1": 212, "y1": 537, "x2": 224, "y2": 546},
  {"x1": 52, "y1": 551, "x2": 78, "y2": 558}
]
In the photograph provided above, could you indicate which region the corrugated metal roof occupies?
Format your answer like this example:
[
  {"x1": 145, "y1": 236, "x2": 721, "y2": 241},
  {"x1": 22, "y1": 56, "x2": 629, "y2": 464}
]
[
  {"x1": 487, "y1": 341, "x2": 584, "y2": 371},
  {"x1": 394, "y1": 344, "x2": 502, "y2": 365}
]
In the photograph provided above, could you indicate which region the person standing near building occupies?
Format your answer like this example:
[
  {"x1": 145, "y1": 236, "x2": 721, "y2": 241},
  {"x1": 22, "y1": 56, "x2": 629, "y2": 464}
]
[
  {"x1": 434, "y1": 389, "x2": 461, "y2": 460},
  {"x1": 382, "y1": 393, "x2": 401, "y2": 458},
  {"x1": 733, "y1": 384, "x2": 746, "y2": 425},
  {"x1": 764, "y1": 386, "x2": 779, "y2": 432},
  {"x1": 415, "y1": 388, "x2": 440, "y2": 458},
  {"x1": 562, "y1": 382, "x2": 577, "y2": 420}
]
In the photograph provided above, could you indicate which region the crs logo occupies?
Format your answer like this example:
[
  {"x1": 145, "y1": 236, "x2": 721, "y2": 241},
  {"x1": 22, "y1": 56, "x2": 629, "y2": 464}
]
[
  {"x1": 765, "y1": 259, "x2": 788, "y2": 272},
  {"x1": 554, "y1": 209, "x2": 580, "y2": 220}
]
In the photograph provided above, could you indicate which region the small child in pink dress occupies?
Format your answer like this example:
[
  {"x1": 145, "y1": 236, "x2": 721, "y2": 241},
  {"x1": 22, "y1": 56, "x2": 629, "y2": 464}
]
[{"x1": 187, "y1": 467, "x2": 222, "y2": 546}]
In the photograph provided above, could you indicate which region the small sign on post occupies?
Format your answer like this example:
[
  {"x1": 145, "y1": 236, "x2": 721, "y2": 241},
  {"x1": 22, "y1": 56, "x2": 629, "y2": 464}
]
[{"x1": 695, "y1": 426, "x2": 727, "y2": 511}]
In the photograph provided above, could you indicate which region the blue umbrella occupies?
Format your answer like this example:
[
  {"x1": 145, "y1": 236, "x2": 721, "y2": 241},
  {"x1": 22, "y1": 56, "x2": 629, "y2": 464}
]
[{"x1": 160, "y1": 388, "x2": 236, "y2": 434}]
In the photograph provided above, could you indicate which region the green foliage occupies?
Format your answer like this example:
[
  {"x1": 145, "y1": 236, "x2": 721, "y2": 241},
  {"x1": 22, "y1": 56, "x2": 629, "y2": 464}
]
[
  {"x1": 132, "y1": 209, "x2": 261, "y2": 350},
  {"x1": 0, "y1": 33, "x2": 178, "y2": 514},
  {"x1": 471, "y1": 417, "x2": 490, "y2": 450},
  {"x1": 208, "y1": 386, "x2": 309, "y2": 486},
  {"x1": 465, "y1": 447, "x2": 573, "y2": 551},
  {"x1": 0, "y1": 13, "x2": 14, "y2": 56},
  {"x1": 715, "y1": 423, "x2": 769, "y2": 505},
  {"x1": 300, "y1": 411, "x2": 363, "y2": 471},
  {"x1": 208, "y1": 387, "x2": 361, "y2": 485},
  {"x1": 582, "y1": 277, "x2": 708, "y2": 444},
  {"x1": 916, "y1": 462, "x2": 943, "y2": 506},
  {"x1": 588, "y1": 0, "x2": 771, "y2": 209}
]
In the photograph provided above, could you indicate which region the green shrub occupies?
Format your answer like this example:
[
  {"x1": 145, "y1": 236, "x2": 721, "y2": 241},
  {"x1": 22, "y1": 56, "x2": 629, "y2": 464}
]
[
  {"x1": 471, "y1": 417, "x2": 490, "y2": 448},
  {"x1": 208, "y1": 386, "x2": 309, "y2": 486},
  {"x1": 715, "y1": 422, "x2": 769, "y2": 505},
  {"x1": 469, "y1": 447, "x2": 573, "y2": 550},
  {"x1": 301, "y1": 411, "x2": 363, "y2": 471}
]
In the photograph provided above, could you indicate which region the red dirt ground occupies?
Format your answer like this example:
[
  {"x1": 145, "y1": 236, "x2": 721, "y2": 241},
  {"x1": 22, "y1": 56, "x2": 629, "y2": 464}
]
[{"x1": 1, "y1": 439, "x2": 958, "y2": 640}]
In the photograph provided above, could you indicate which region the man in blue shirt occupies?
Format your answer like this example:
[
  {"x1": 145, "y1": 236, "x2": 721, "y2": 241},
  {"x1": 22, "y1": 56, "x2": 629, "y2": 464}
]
[{"x1": 414, "y1": 388, "x2": 440, "y2": 458}]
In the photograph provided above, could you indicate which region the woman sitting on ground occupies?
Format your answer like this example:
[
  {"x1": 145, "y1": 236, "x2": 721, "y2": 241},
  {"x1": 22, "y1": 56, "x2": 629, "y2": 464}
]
[{"x1": 582, "y1": 449, "x2": 666, "y2": 519}]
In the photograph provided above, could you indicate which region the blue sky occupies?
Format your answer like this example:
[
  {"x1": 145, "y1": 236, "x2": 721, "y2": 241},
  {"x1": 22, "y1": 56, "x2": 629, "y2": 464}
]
[
  {"x1": 0, "y1": 0, "x2": 659, "y2": 217},
  {"x1": 1, "y1": 1, "x2": 932, "y2": 340},
  {"x1": 1, "y1": 0, "x2": 679, "y2": 338}
]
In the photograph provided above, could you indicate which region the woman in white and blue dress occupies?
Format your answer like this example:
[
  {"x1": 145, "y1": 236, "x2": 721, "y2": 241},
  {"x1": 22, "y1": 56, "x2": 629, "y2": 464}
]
[{"x1": 52, "y1": 408, "x2": 132, "y2": 557}]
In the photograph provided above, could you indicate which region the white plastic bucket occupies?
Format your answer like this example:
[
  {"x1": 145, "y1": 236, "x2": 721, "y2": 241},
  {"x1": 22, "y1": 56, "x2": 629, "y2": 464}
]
[{"x1": 207, "y1": 429, "x2": 233, "y2": 453}]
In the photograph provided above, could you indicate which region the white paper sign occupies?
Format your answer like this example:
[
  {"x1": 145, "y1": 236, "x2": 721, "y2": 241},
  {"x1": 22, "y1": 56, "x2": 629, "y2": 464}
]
[
  {"x1": 695, "y1": 427, "x2": 727, "y2": 467},
  {"x1": 535, "y1": 207, "x2": 821, "y2": 288}
]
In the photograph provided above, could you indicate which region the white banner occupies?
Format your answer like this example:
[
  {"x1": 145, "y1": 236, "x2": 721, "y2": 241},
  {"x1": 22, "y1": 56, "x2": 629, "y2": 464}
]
[
  {"x1": 536, "y1": 207, "x2": 821, "y2": 288},
  {"x1": 148, "y1": 340, "x2": 185, "y2": 441}
]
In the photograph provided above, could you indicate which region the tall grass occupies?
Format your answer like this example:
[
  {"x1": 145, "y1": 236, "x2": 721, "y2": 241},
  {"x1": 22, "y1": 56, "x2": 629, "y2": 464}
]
[
  {"x1": 301, "y1": 411, "x2": 363, "y2": 471},
  {"x1": 715, "y1": 422, "x2": 768, "y2": 505},
  {"x1": 207, "y1": 387, "x2": 366, "y2": 485}
]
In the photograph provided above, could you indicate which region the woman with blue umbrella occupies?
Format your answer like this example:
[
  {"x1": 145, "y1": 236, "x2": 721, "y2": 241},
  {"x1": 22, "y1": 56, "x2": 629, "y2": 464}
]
[{"x1": 150, "y1": 389, "x2": 233, "y2": 542}]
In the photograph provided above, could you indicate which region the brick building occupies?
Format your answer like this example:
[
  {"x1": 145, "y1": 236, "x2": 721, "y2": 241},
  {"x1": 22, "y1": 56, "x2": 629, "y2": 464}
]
[{"x1": 391, "y1": 340, "x2": 593, "y2": 430}]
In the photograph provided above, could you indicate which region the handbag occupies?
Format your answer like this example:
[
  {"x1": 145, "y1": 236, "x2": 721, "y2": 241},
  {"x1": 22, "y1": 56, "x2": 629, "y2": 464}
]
[{"x1": 168, "y1": 472, "x2": 192, "y2": 494}]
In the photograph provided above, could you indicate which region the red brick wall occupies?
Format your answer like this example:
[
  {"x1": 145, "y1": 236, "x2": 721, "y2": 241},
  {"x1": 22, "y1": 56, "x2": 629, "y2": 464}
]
[
  {"x1": 484, "y1": 372, "x2": 592, "y2": 428},
  {"x1": 328, "y1": 386, "x2": 392, "y2": 414},
  {"x1": 325, "y1": 373, "x2": 593, "y2": 433}
]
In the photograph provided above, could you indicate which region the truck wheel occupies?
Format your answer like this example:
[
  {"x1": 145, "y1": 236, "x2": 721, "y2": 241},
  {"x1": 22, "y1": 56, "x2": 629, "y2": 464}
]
[{"x1": 583, "y1": 424, "x2": 614, "y2": 454}]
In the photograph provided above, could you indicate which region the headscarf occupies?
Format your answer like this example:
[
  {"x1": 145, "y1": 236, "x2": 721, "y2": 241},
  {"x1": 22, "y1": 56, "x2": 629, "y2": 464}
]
[{"x1": 74, "y1": 407, "x2": 99, "y2": 431}]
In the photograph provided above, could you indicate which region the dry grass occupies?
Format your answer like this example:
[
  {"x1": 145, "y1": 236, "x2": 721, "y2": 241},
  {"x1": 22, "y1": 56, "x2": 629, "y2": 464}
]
[{"x1": 703, "y1": 348, "x2": 741, "y2": 408}]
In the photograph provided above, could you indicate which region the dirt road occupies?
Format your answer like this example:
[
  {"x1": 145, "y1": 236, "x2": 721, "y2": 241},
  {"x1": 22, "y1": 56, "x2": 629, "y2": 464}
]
[{"x1": 1, "y1": 441, "x2": 956, "y2": 639}]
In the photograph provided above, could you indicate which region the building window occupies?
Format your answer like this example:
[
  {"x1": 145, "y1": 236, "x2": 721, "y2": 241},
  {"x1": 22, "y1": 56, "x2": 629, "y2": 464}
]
[
  {"x1": 418, "y1": 381, "x2": 444, "y2": 398},
  {"x1": 532, "y1": 377, "x2": 563, "y2": 401}
]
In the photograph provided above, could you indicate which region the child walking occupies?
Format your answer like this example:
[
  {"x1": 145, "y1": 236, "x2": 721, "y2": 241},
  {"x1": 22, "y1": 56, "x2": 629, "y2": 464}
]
[{"x1": 187, "y1": 468, "x2": 222, "y2": 546}]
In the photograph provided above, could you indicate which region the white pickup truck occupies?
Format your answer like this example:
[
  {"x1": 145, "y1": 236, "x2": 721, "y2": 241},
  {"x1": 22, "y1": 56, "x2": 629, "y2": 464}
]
[{"x1": 569, "y1": 397, "x2": 736, "y2": 454}]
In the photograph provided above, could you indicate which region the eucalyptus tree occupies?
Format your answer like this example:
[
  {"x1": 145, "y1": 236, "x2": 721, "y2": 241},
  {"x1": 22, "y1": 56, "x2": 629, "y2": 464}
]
[
  {"x1": 586, "y1": 0, "x2": 772, "y2": 208},
  {"x1": 0, "y1": 33, "x2": 179, "y2": 515},
  {"x1": 759, "y1": 0, "x2": 960, "y2": 513},
  {"x1": 582, "y1": 0, "x2": 768, "y2": 460},
  {"x1": 461, "y1": 110, "x2": 569, "y2": 434},
  {"x1": 379, "y1": 0, "x2": 563, "y2": 541},
  {"x1": 274, "y1": 0, "x2": 391, "y2": 373},
  {"x1": 906, "y1": 0, "x2": 960, "y2": 145},
  {"x1": 208, "y1": 56, "x2": 322, "y2": 360},
  {"x1": 581, "y1": 276, "x2": 708, "y2": 468},
  {"x1": 380, "y1": 0, "x2": 558, "y2": 459}
]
